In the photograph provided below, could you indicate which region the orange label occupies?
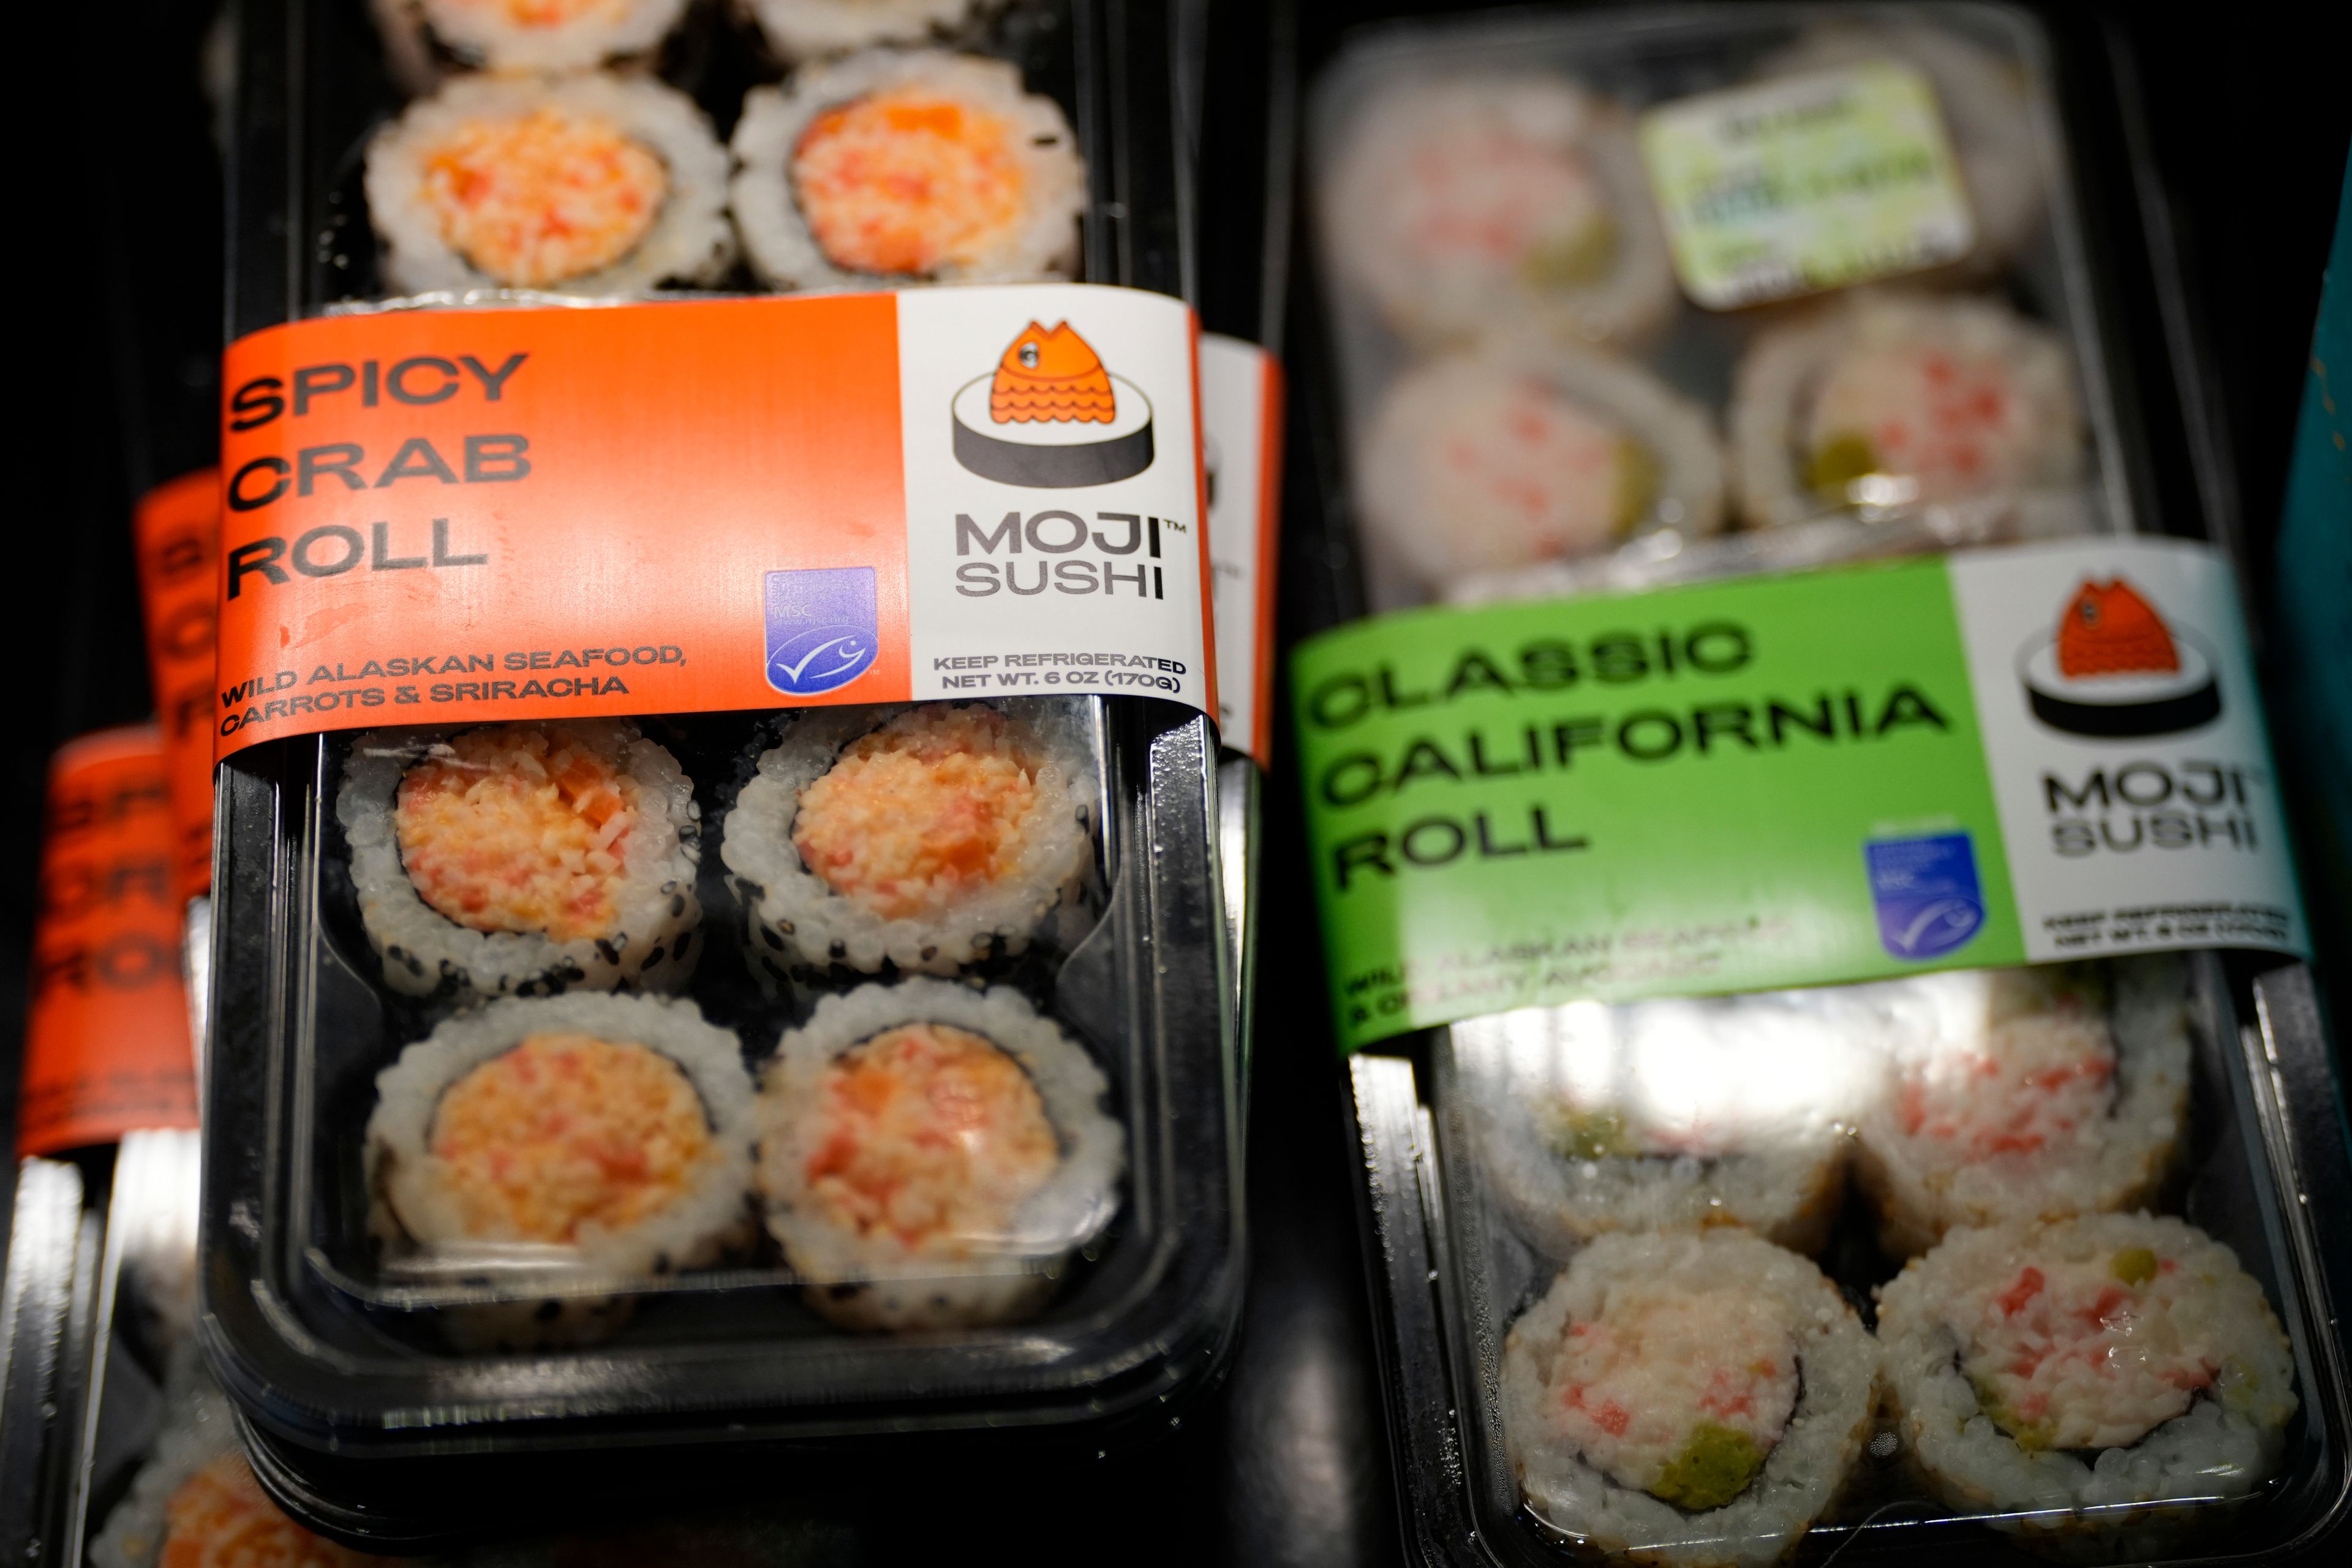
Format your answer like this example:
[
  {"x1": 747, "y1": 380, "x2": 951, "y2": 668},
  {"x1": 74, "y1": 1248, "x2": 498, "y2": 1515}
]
[
  {"x1": 135, "y1": 469, "x2": 221, "y2": 899},
  {"x1": 1200, "y1": 336, "x2": 1283, "y2": 765},
  {"x1": 19, "y1": 726, "x2": 199, "y2": 1155},
  {"x1": 215, "y1": 286, "x2": 1212, "y2": 758}
]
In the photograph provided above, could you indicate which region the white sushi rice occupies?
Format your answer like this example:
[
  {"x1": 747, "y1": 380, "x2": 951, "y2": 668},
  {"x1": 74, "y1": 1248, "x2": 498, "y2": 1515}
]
[
  {"x1": 339, "y1": 720, "x2": 701, "y2": 1001},
  {"x1": 1757, "y1": 20, "x2": 2046, "y2": 272},
  {"x1": 89, "y1": 1377, "x2": 244, "y2": 1568},
  {"x1": 755, "y1": 978, "x2": 1123, "y2": 1330},
  {"x1": 1357, "y1": 347, "x2": 1724, "y2": 596},
  {"x1": 1502, "y1": 1231, "x2": 1878, "y2": 1568},
  {"x1": 405, "y1": 0, "x2": 690, "y2": 72},
  {"x1": 1854, "y1": 959, "x2": 2190, "y2": 1258},
  {"x1": 369, "y1": 992, "x2": 757, "y2": 1281},
  {"x1": 1320, "y1": 75, "x2": 1676, "y2": 349},
  {"x1": 1455, "y1": 993, "x2": 1875, "y2": 1260},
  {"x1": 720, "y1": 701, "x2": 1095, "y2": 978},
  {"x1": 742, "y1": 0, "x2": 985, "y2": 62},
  {"x1": 1877, "y1": 1212, "x2": 2297, "y2": 1547},
  {"x1": 365, "y1": 70, "x2": 734, "y2": 296},
  {"x1": 1730, "y1": 290, "x2": 2082, "y2": 531},
  {"x1": 729, "y1": 48, "x2": 1084, "y2": 290}
]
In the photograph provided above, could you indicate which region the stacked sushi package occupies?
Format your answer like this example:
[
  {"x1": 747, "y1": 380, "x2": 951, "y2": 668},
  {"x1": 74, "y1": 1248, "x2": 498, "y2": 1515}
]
[
  {"x1": 1295, "y1": 6, "x2": 2351, "y2": 1568},
  {"x1": 37, "y1": 0, "x2": 1259, "y2": 1555}
]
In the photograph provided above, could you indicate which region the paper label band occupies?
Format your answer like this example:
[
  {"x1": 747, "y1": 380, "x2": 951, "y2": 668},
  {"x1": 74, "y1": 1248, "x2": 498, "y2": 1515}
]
[
  {"x1": 1292, "y1": 538, "x2": 2307, "y2": 1053},
  {"x1": 135, "y1": 469, "x2": 221, "y2": 900},
  {"x1": 213, "y1": 285, "x2": 1212, "y2": 758},
  {"x1": 1200, "y1": 335, "x2": 1284, "y2": 766},
  {"x1": 18, "y1": 727, "x2": 200, "y2": 1154}
]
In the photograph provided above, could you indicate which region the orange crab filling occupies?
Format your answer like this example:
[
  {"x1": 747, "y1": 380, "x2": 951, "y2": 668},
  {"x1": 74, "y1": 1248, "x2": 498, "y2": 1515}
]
[
  {"x1": 394, "y1": 723, "x2": 641, "y2": 943},
  {"x1": 420, "y1": 106, "x2": 666, "y2": 287},
  {"x1": 790, "y1": 88, "x2": 1027, "y2": 276},
  {"x1": 161, "y1": 1450, "x2": 383, "y2": 1568},
  {"x1": 428, "y1": 1033, "x2": 714, "y2": 1243},
  {"x1": 793, "y1": 706, "x2": 1045, "y2": 920},
  {"x1": 449, "y1": 0, "x2": 623, "y2": 26},
  {"x1": 803, "y1": 1022, "x2": 1059, "y2": 1251}
]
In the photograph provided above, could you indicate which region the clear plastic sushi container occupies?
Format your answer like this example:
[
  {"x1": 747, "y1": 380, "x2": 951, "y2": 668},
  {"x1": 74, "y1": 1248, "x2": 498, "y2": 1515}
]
[
  {"x1": 1, "y1": 1158, "x2": 100, "y2": 1565},
  {"x1": 1187, "y1": 0, "x2": 1298, "y2": 1121},
  {"x1": 56, "y1": 1132, "x2": 208, "y2": 1568},
  {"x1": 205, "y1": 0, "x2": 1242, "y2": 1547},
  {"x1": 1287, "y1": 4, "x2": 2352, "y2": 1566}
]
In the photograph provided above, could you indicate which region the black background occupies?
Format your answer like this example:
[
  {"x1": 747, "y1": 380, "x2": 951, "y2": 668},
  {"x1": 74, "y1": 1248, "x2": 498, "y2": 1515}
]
[{"x1": 3, "y1": 4, "x2": 2345, "y2": 1564}]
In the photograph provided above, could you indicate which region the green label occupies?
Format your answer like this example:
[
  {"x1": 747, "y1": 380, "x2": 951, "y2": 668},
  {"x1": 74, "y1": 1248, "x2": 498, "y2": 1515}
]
[
  {"x1": 1294, "y1": 557, "x2": 2020, "y2": 1052},
  {"x1": 1639, "y1": 62, "x2": 1976, "y2": 309}
]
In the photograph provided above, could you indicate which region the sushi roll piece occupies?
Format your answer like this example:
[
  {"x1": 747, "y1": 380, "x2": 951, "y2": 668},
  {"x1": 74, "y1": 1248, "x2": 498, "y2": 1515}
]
[
  {"x1": 91, "y1": 1382, "x2": 389, "y2": 1568},
  {"x1": 1855, "y1": 961, "x2": 2188, "y2": 1259},
  {"x1": 1456, "y1": 997, "x2": 1867, "y2": 1260},
  {"x1": 364, "y1": 70, "x2": 734, "y2": 296},
  {"x1": 1757, "y1": 20, "x2": 2046, "y2": 273},
  {"x1": 1319, "y1": 76, "x2": 1676, "y2": 349},
  {"x1": 1877, "y1": 1213, "x2": 2297, "y2": 1550},
  {"x1": 1501, "y1": 1231, "x2": 1877, "y2": 1568},
  {"x1": 1355, "y1": 346, "x2": 1722, "y2": 594},
  {"x1": 742, "y1": 0, "x2": 993, "y2": 62},
  {"x1": 754, "y1": 978, "x2": 1123, "y2": 1330},
  {"x1": 383, "y1": 0, "x2": 691, "y2": 73},
  {"x1": 720, "y1": 702, "x2": 1095, "y2": 979},
  {"x1": 729, "y1": 49, "x2": 1085, "y2": 290},
  {"x1": 1730, "y1": 291, "x2": 2082, "y2": 529},
  {"x1": 339, "y1": 719, "x2": 701, "y2": 1000},
  {"x1": 367, "y1": 992, "x2": 757, "y2": 1346}
]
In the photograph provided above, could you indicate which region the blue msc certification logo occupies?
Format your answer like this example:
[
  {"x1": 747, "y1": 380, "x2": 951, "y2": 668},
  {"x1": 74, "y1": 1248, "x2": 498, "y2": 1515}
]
[
  {"x1": 763, "y1": 568, "x2": 878, "y2": 696},
  {"x1": 1864, "y1": 833, "x2": 1986, "y2": 960}
]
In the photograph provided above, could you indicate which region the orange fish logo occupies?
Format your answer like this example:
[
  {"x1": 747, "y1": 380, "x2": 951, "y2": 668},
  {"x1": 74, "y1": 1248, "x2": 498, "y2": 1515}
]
[
  {"x1": 952, "y1": 318, "x2": 1155, "y2": 487},
  {"x1": 2056, "y1": 579, "x2": 2180, "y2": 679},
  {"x1": 2020, "y1": 573, "x2": 2218, "y2": 738},
  {"x1": 991, "y1": 322, "x2": 1115, "y2": 425}
]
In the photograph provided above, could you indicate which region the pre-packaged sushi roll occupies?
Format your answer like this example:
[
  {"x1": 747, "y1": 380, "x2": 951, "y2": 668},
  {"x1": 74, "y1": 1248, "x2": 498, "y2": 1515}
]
[
  {"x1": 364, "y1": 70, "x2": 734, "y2": 296},
  {"x1": 91, "y1": 1381, "x2": 390, "y2": 1568},
  {"x1": 1855, "y1": 961, "x2": 2188, "y2": 1259},
  {"x1": 1756, "y1": 19, "x2": 2046, "y2": 274},
  {"x1": 1877, "y1": 1213, "x2": 2297, "y2": 1551},
  {"x1": 1320, "y1": 75, "x2": 1676, "y2": 350},
  {"x1": 729, "y1": 48, "x2": 1085, "y2": 290},
  {"x1": 1455, "y1": 997, "x2": 1865, "y2": 1259},
  {"x1": 1730, "y1": 290, "x2": 2083, "y2": 530},
  {"x1": 378, "y1": 0, "x2": 692, "y2": 74},
  {"x1": 1500, "y1": 1231, "x2": 1877, "y2": 1568},
  {"x1": 366, "y1": 992, "x2": 758, "y2": 1346},
  {"x1": 754, "y1": 978, "x2": 1123, "y2": 1330},
  {"x1": 741, "y1": 0, "x2": 992, "y2": 62},
  {"x1": 720, "y1": 701, "x2": 1095, "y2": 980},
  {"x1": 339, "y1": 720, "x2": 702, "y2": 1000},
  {"x1": 1357, "y1": 347, "x2": 1723, "y2": 598}
]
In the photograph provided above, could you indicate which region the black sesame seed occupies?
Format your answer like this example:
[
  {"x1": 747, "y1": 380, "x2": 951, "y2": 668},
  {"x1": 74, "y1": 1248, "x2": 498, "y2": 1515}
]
[
  {"x1": 535, "y1": 1300, "x2": 561, "y2": 1323},
  {"x1": 762, "y1": 927, "x2": 785, "y2": 951},
  {"x1": 643, "y1": 945, "x2": 665, "y2": 968},
  {"x1": 670, "y1": 894, "x2": 686, "y2": 918}
]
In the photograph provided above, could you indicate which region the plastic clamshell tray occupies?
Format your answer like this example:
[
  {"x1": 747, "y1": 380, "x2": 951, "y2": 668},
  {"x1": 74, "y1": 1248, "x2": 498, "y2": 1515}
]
[
  {"x1": 1294, "y1": 4, "x2": 2352, "y2": 1566},
  {"x1": 202, "y1": 0, "x2": 1243, "y2": 1544}
]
